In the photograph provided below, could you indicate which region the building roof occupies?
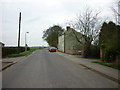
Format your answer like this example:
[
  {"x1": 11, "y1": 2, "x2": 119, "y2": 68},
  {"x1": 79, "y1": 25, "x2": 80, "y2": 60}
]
[{"x1": 0, "y1": 42, "x2": 5, "y2": 45}]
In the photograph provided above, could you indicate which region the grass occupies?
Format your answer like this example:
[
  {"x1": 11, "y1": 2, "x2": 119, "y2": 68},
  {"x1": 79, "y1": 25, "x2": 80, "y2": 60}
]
[
  {"x1": 81, "y1": 57, "x2": 100, "y2": 59},
  {"x1": 7, "y1": 47, "x2": 44, "y2": 58},
  {"x1": 92, "y1": 61, "x2": 120, "y2": 70}
]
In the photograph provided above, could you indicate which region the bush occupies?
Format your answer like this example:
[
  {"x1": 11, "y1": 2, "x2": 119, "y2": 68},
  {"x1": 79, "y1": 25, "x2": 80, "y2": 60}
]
[
  {"x1": 99, "y1": 21, "x2": 120, "y2": 62},
  {"x1": 87, "y1": 45, "x2": 100, "y2": 58},
  {"x1": 7, "y1": 47, "x2": 42, "y2": 58},
  {"x1": 2, "y1": 47, "x2": 30, "y2": 58},
  {"x1": 104, "y1": 47, "x2": 117, "y2": 62}
]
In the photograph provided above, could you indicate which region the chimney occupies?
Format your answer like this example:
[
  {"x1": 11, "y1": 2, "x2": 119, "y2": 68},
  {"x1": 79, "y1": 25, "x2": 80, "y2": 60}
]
[{"x1": 66, "y1": 26, "x2": 70, "y2": 31}]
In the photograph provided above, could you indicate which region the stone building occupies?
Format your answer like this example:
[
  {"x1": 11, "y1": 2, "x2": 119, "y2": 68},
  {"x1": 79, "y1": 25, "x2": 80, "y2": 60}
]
[
  {"x1": 0, "y1": 42, "x2": 5, "y2": 59},
  {"x1": 58, "y1": 35, "x2": 64, "y2": 52},
  {"x1": 58, "y1": 26, "x2": 84, "y2": 55},
  {"x1": 0, "y1": 42, "x2": 5, "y2": 47}
]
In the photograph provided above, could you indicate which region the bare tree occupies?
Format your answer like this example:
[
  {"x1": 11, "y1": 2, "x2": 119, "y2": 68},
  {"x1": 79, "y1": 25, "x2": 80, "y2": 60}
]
[
  {"x1": 69, "y1": 8, "x2": 102, "y2": 57},
  {"x1": 111, "y1": 0, "x2": 120, "y2": 24}
]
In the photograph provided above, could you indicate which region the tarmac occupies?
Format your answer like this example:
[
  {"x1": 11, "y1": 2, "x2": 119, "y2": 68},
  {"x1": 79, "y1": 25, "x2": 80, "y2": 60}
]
[
  {"x1": 0, "y1": 51, "x2": 120, "y2": 85},
  {"x1": 56, "y1": 52, "x2": 120, "y2": 84},
  {"x1": 0, "y1": 56, "x2": 25, "y2": 71}
]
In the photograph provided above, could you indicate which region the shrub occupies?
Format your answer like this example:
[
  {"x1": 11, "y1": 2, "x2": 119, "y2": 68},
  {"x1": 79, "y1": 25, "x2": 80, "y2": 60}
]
[
  {"x1": 104, "y1": 47, "x2": 117, "y2": 62},
  {"x1": 99, "y1": 21, "x2": 120, "y2": 62},
  {"x1": 2, "y1": 47, "x2": 30, "y2": 58},
  {"x1": 87, "y1": 45, "x2": 100, "y2": 58}
]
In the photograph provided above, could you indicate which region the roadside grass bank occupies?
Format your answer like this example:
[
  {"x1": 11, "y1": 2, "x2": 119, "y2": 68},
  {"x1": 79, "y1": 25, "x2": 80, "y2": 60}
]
[
  {"x1": 80, "y1": 57, "x2": 120, "y2": 70},
  {"x1": 92, "y1": 61, "x2": 120, "y2": 70},
  {"x1": 81, "y1": 57, "x2": 100, "y2": 60},
  {"x1": 7, "y1": 47, "x2": 44, "y2": 58}
]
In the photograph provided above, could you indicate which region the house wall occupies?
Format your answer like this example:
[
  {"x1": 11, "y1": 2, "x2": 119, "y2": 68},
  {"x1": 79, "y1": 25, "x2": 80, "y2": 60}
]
[
  {"x1": 0, "y1": 47, "x2": 1, "y2": 59},
  {"x1": 0, "y1": 42, "x2": 4, "y2": 47},
  {"x1": 65, "y1": 29, "x2": 83, "y2": 55},
  {"x1": 0, "y1": 44, "x2": 3, "y2": 47},
  {"x1": 58, "y1": 35, "x2": 64, "y2": 52},
  {"x1": 58, "y1": 28, "x2": 84, "y2": 55},
  {"x1": 0, "y1": 43, "x2": 4, "y2": 59}
]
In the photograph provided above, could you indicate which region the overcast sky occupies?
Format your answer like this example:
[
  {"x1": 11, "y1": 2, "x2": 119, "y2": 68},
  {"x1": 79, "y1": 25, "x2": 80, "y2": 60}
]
[{"x1": 1, "y1": 0, "x2": 116, "y2": 46}]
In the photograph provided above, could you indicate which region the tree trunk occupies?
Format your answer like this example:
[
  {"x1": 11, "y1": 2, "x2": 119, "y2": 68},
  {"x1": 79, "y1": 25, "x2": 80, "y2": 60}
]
[
  {"x1": 81, "y1": 45, "x2": 90, "y2": 57},
  {"x1": 100, "y1": 48, "x2": 104, "y2": 61}
]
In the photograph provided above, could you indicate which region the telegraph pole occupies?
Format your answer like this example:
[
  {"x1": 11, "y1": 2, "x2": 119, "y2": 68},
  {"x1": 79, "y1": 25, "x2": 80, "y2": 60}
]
[
  {"x1": 64, "y1": 32, "x2": 66, "y2": 53},
  {"x1": 18, "y1": 12, "x2": 21, "y2": 47}
]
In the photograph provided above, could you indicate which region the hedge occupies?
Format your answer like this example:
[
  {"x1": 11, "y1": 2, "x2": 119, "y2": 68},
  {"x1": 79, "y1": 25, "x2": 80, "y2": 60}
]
[
  {"x1": 87, "y1": 45, "x2": 100, "y2": 58},
  {"x1": 2, "y1": 47, "x2": 30, "y2": 58}
]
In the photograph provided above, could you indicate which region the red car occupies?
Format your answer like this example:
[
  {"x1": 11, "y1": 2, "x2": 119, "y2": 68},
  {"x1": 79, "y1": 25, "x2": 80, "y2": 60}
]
[{"x1": 49, "y1": 47, "x2": 57, "y2": 52}]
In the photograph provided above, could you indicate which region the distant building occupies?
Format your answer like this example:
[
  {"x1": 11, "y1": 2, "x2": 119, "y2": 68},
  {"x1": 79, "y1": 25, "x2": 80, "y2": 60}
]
[{"x1": 58, "y1": 26, "x2": 84, "y2": 55}]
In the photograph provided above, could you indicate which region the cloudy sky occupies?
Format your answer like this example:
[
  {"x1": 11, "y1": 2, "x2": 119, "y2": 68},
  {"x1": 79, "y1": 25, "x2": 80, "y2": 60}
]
[{"x1": 1, "y1": 0, "x2": 116, "y2": 46}]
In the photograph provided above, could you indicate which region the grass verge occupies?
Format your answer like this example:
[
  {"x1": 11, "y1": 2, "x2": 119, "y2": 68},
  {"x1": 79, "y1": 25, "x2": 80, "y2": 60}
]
[
  {"x1": 92, "y1": 61, "x2": 120, "y2": 70},
  {"x1": 7, "y1": 47, "x2": 44, "y2": 58},
  {"x1": 81, "y1": 57, "x2": 100, "y2": 59}
]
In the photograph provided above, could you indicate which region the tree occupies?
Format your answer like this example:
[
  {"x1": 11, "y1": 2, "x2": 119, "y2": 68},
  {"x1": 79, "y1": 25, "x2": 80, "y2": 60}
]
[
  {"x1": 111, "y1": 0, "x2": 120, "y2": 24},
  {"x1": 69, "y1": 8, "x2": 102, "y2": 57},
  {"x1": 42, "y1": 25, "x2": 64, "y2": 47},
  {"x1": 99, "y1": 21, "x2": 120, "y2": 62}
]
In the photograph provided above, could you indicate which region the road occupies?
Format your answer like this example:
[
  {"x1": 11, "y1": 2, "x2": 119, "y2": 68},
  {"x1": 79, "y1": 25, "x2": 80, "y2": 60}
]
[{"x1": 3, "y1": 49, "x2": 118, "y2": 88}]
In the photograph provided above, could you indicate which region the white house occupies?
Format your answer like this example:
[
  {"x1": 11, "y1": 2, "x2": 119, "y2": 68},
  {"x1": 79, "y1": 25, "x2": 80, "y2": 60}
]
[
  {"x1": 58, "y1": 26, "x2": 84, "y2": 55},
  {"x1": 0, "y1": 42, "x2": 5, "y2": 47}
]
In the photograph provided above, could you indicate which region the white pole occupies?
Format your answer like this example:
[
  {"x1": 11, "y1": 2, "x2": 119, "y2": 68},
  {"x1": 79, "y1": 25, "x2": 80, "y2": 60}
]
[{"x1": 25, "y1": 32, "x2": 29, "y2": 51}]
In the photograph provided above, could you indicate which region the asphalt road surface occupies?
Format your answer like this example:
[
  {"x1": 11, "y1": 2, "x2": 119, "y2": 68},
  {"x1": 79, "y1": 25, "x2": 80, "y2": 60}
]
[{"x1": 3, "y1": 49, "x2": 118, "y2": 88}]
